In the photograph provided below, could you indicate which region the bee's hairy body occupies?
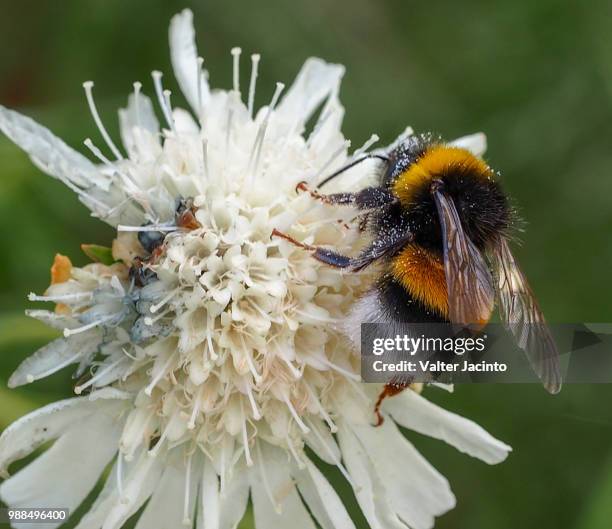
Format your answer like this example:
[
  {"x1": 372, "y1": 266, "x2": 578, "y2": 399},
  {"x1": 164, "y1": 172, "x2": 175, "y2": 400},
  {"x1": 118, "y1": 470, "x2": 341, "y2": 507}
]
[
  {"x1": 359, "y1": 134, "x2": 510, "y2": 325},
  {"x1": 274, "y1": 131, "x2": 561, "y2": 411}
]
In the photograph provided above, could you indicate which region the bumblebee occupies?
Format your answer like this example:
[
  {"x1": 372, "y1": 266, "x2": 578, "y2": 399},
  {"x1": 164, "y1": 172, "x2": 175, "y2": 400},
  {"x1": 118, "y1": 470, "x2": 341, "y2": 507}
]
[{"x1": 273, "y1": 133, "x2": 561, "y2": 422}]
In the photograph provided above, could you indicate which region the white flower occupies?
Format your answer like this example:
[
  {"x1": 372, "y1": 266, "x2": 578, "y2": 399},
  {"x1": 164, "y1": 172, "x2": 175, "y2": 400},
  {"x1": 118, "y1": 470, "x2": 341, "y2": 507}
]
[{"x1": 0, "y1": 9, "x2": 509, "y2": 529}]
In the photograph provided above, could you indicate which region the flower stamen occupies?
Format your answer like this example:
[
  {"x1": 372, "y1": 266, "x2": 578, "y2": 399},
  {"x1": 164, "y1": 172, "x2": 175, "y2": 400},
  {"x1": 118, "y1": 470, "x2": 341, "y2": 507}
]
[
  {"x1": 132, "y1": 82, "x2": 143, "y2": 127},
  {"x1": 306, "y1": 417, "x2": 354, "y2": 488},
  {"x1": 247, "y1": 81, "x2": 285, "y2": 182},
  {"x1": 63, "y1": 313, "x2": 117, "y2": 337},
  {"x1": 285, "y1": 433, "x2": 306, "y2": 469},
  {"x1": 28, "y1": 291, "x2": 93, "y2": 302},
  {"x1": 145, "y1": 352, "x2": 177, "y2": 396},
  {"x1": 151, "y1": 71, "x2": 175, "y2": 132},
  {"x1": 74, "y1": 358, "x2": 123, "y2": 394},
  {"x1": 231, "y1": 47, "x2": 241, "y2": 93},
  {"x1": 248, "y1": 54, "x2": 260, "y2": 119},
  {"x1": 282, "y1": 393, "x2": 310, "y2": 434},
  {"x1": 354, "y1": 133, "x2": 380, "y2": 156},
  {"x1": 82, "y1": 81, "x2": 124, "y2": 160}
]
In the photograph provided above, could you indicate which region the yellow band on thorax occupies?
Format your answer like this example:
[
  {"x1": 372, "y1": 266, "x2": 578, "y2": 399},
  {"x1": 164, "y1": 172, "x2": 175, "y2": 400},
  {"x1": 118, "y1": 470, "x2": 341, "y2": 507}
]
[{"x1": 392, "y1": 145, "x2": 493, "y2": 206}]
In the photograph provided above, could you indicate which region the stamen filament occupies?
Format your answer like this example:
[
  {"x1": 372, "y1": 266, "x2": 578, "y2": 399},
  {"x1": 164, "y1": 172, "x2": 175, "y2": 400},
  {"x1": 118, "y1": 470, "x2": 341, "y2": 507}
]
[
  {"x1": 64, "y1": 312, "x2": 117, "y2": 337},
  {"x1": 239, "y1": 334, "x2": 261, "y2": 382},
  {"x1": 285, "y1": 433, "x2": 306, "y2": 469},
  {"x1": 29, "y1": 291, "x2": 92, "y2": 302},
  {"x1": 248, "y1": 54, "x2": 260, "y2": 119},
  {"x1": 188, "y1": 387, "x2": 203, "y2": 430},
  {"x1": 306, "y1": 417, "x2": 354, "y2": 488},
  {"x1": 26, "y1": 351, "x2": 83, "y2": 383},
  {"x1": 149, "y1": 288, "x2": 180, "y2": 314},
  {"x1": 281, "y1": 356, "x2": 302, "y2": 379},
  {"x1": 245, "y1": 384, "x2": 261, "y2": 420},
  {"x1": 145, "y1": 352, "x2": 176, "y2": 396},
  {"x1": 117, "y1": 225, "x2": 178, "y2": 233},
  {"x1": 320, "y1": 357, "x2": 361, "y2": 381},
  {"x1": 354, "y1": 133, "x2": 380, "y2": 157},
  {"x1": 82, "y1": 81, "x2": 124, "y2": 160},
  {"x1": 163, "y1": 89, "x2": 177, "y2": 132},
  {"x1": 151, "y1": 71, "x2": 175, "y2": 131},
  {"x1": 133, "y1": 82, "x2": 142, "y2": 127},
  {"x1": 282, "y1": 394, "x2": 310, "y2": 433},
  {"x1": 304, "y1": 381, "x2": 338, "y2": 432},
  {"x1": 248, "y1": 82, "x2": 285, "y2": 181},
  {"x1": 74, "y1": 358, "x2": 123, "y2": 394},
  {"x1": 84, "y1": 138, "x2": 137, "y2": 192},
  {"x1": 231, "y1": 47, "x2": 241, "y2": 93},
  {"x1": 206, "y1": 319, "x2": 217, "y2": 360}
]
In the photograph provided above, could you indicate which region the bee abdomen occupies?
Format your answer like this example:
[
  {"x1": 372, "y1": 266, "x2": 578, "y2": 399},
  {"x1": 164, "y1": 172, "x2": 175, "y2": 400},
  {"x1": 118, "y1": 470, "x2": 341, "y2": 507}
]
[{"x1": 389, "y1": 245, "x2": 449, "y2": 319}]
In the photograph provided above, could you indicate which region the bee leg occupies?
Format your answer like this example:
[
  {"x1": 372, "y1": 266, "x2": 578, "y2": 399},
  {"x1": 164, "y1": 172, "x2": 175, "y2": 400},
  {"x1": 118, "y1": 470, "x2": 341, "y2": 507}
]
[
  {"x1": 296, "y1": 181, "x2": 357, "y2": 205},
  {"x1": 373, "y1": 382, "x2": 409, "y2": 426},
  {"x1": 296, "y1": 182, "x2": 396, "y2": 210},
  {"x1": 271, "y1": 229, "x2": 355, "y2": 268}
]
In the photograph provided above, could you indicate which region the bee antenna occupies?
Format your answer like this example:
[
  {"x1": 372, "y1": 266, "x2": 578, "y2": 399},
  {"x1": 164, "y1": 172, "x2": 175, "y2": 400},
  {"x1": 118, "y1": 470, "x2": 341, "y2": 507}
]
[{"x1": 317, "y1": 154, "x2": 389, "y2": 189}]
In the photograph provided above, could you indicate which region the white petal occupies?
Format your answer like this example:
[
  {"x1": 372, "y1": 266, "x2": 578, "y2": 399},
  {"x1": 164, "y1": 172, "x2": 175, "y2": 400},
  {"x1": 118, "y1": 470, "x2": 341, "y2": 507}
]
[
  {"x1": 218, "y1": 461, "x2": 249, "y2": 529},
  {"x1": 303, "y1": 417, "x2": 341, "y2": 465},
  {"x1": 0, "y1": 105, "x2": 109, "y2": 192},
  {"x1": 384, "y1": 390, "x2": 511, "y2": 464},
  {"x1": 134, "y1": 453, "x2": 198, "y2": 529},
  {"x1": 75, "y1": 450, "x2": 163, "y2": 529},
  {"x1": 103, "y1": 457, "x2": 166, "y2": 529},
  {"x1": 24, "y1": 309, "x2": 79, "y2": 331},
  {"x1": 8, "y1": 330, "x2": 103, "y2": 388},
  {"x1": 169, "y1": 8, "x2": 210, "y2": 114},
  {"x1": 199, "y1": 460, "x2": 220, "y2": 529},
  {"x1": 173, "y1": 108, "x2": 200, "y2": 134},
  {"x1": 0, "y1": 413, "x2": 120, "y2": 529},
  {"x1": 450, "y1": 132, "x2": 487, "y2": 157},
  {"x1": 0, "y1": 396, "x2": 126, "y2": 477},
  {"x1": 250, "y1": 443, "x2": 316, "y2": 529},
  {"x1": 293, "y1": 459, "x2": 355, "y2": 529},
  {"x1": 337, "y1": 425, "x2": 407, "y2": 529},
  {"x1": 118, "y1": 92, "x2": 160, "y2": 157},
  {"x1": 276, "y1": 58, "x2": 344, "y2": 128},
  {"x1": 88, "y1": 387, "x2": 133, "y2": 402},
  {"x1": 351, "y1": 420, "x2": 456, "y2": 529}
]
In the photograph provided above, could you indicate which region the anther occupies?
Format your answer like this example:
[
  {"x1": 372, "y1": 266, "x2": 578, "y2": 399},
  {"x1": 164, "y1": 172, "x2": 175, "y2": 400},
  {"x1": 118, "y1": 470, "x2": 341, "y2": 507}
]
[{"x1": 248, "y1": 54, "x2": 260, "y2": 119}]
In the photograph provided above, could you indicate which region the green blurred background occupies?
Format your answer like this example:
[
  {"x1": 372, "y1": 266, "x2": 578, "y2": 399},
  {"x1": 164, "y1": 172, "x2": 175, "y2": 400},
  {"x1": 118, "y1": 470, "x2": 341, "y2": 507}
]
[{"x1": 1, "y1": 0, "x2": 612, "y2": 528}]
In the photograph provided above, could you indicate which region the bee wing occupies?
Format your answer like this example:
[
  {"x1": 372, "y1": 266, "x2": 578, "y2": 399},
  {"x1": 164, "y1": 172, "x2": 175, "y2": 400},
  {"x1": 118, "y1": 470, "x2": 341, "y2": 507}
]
[
  {"x1": 432, "y1": 188, "x2": 495, "y2": 326},
  {"x1": 492, "y1": 237, "x2": 562, "y2": 394}
]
